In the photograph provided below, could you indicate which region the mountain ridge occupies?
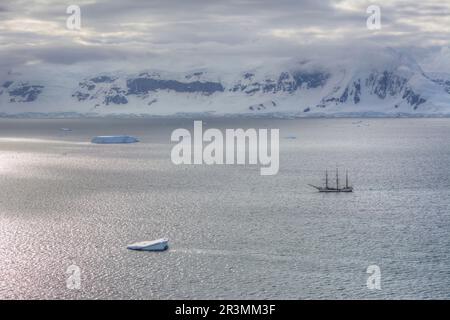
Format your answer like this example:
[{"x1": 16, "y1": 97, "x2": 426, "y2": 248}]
[{"x1": 1, "y1": 48, "x2": 450, "y2": 117}]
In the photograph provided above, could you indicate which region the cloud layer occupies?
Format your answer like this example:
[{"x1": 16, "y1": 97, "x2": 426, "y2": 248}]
[{"x1": 0, "y1": 0, "x2": 449, "y2": 73}]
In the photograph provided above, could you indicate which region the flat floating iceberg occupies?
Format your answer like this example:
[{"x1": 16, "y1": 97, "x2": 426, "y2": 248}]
[
  {"x1": 91, "y1": 135, "x2": 139, "y2": 144},
  {"x1": 127, "y1": 238, "x2": 169, "y2": 251}
]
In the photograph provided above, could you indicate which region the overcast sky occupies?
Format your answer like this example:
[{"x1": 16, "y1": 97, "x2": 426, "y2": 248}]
[{"x1": 0, "y1": 0, "x2": 449, "y2": 73}]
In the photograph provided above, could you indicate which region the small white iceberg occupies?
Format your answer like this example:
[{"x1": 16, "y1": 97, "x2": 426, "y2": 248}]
[
  {"x1": 91, "y1": 135, "x2": 139, "y2": 144},
  {"x1": 127, "y1": 238, "x2": 169, "y2": 251},
  {"x1": 60, "y1": 128, "x2": 72, "y2": 132}
]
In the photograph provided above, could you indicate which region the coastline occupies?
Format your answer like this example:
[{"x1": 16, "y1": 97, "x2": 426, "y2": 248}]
[{"x1": 2, "y1": 111, "x2": 450, "y2": 119}]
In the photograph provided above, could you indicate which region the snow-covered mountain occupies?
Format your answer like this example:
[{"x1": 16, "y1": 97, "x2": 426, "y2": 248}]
[{"x1": 1, "y1": 48, "x2": 450, "y2": 117}]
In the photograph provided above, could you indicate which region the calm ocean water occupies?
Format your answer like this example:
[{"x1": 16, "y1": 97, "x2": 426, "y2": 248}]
[{"x1": 0, "y1": 118, "x2": 449, "y2": 299}]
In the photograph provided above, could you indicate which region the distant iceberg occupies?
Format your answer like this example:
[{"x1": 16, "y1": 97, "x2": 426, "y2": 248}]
[{"x1": 91, "y1": 135, "x2": 139, "y2": 144}]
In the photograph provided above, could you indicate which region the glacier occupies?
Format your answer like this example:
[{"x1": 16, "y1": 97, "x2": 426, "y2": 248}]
[{"x1": 1, "y1": 47, "x2": 450, "y2": 117}]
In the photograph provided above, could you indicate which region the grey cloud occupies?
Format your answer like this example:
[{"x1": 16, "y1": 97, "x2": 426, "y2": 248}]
[{"x1": 0, "y1": 0, "x2": 449, "y2": 71}]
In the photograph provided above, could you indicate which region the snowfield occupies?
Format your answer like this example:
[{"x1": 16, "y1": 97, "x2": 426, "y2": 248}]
[{"x1": 1, "y1": 47, "x2": 450, "y2": 118}]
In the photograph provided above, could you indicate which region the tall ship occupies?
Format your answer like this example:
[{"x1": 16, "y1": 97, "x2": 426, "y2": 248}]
[{"x1": 309, "y1": 169, "x2": 353, "y2": 193}]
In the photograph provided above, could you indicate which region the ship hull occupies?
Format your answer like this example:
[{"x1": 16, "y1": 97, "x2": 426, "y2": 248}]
[
  {"x1": 317, "y1": 188, "x2": 353, "y2": 193},
  {"x1": 308, "y1": 184, "x2": 353, "y2": 193}
]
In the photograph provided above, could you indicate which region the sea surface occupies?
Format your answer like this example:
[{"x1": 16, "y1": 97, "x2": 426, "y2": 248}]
[{"x1": 0, "y1": 118, "x2": 449, "y2": 299}]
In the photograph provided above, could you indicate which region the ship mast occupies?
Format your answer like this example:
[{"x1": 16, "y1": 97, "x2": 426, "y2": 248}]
[
  {"x1": 346, "y1": 170, "x2": 349, "y2": 188},
  {"x1": 325, "y1": 170, "x2": 328, "y2": 189},
  {"x1": 336, "y1": 168, "x2": 339, "y2": 190}
]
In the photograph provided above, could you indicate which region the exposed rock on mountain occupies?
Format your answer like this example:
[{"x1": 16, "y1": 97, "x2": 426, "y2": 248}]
[{"x1": 1, "y1": 48, "x2": 449, "y2": 117}]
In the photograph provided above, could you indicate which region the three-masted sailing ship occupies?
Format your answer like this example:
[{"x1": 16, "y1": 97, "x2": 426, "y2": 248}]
[{"x1": 309, "y1": 169, "x2": 353, "y2": 192}]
